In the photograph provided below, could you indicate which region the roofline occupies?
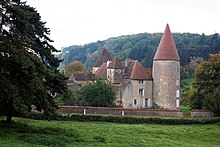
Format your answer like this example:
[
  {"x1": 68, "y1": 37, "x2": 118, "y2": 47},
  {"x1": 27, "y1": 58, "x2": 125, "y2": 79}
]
[
  {"x1": 153, "y1": 59, "x2": 180, "y2": 61},
  {"x1": 130, "y1": 78, "x2": 153, "y2": 80}
]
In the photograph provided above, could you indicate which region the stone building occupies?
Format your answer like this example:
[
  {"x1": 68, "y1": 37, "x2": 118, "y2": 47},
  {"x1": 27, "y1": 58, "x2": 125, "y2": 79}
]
[{"x1": 68, "y1": 24, "x2": 180, "y2": 109}]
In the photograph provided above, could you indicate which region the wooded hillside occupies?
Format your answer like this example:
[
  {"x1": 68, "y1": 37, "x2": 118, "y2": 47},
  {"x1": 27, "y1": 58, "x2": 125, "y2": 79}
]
[{"x1": 58, "y1": 32, "x2": 220, "y2": 69}]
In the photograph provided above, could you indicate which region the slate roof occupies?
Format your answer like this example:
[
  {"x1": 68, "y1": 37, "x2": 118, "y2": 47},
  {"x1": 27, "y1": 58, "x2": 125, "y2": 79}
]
[
  {"x1": 108, "y1": 57, "x2": 125, "y2": 69},
  {"x1": 153, "y1": 24, "x2": 180, "y2": 61},
  {"x1": 94, "y1": 63, "x2": 107, "y2": 79},
  {"x1": 130, "y1": 61, "x2": 152, "y2": 80},
  {"x1": 69, "y1": 73, "x2": 95, "y2": 81},
  {"x1": 94, "y1": 47, "x2": 112, "y2": 67}
]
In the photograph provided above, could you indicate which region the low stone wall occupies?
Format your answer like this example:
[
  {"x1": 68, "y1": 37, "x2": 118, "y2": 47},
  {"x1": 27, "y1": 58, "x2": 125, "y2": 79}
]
[
  {"x1": 191, "y1": 109, "x2": 213, "y2": 118},
  {"x1": 58, "y1": 106, "x2": 213, "y2": 118},
  {"x1": 58, "y1": 106, "x2": 183, "y2": 117}
]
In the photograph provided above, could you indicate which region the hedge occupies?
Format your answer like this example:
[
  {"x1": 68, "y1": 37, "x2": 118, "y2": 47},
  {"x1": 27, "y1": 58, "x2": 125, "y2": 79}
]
[{"x1": 23, "y1": 113, "x2": 220, "y2": 125}]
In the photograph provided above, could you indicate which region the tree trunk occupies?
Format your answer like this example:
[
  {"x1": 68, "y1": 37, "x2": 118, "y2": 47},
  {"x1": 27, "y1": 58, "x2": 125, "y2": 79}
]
[{"x1": 6, "y1": 114, "x2": 12, "y2": 126}]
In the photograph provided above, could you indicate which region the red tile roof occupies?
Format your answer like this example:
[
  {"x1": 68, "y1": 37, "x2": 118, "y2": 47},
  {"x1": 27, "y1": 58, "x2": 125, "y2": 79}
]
[
  {"x1": 130, "y1": 61, "x2": 152, "y2": 80},
  {"x1": 108, "y1": 57, "x2": 125, "y2": 69},
  {"x1": 153, "y1": 24, "x2": 180, "y2": 61},
  {"x1": 94, "y1": 63, "x2": 107, "y2": 79},
  {"x1": 94, "y1": 47, "x2": 112, "y2": 67}
]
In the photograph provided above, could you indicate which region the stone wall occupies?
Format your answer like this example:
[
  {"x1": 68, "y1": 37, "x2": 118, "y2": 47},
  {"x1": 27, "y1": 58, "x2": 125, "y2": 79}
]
[
  {"x1": 58, "y1": 106, "x2": 213, "y2": 118},
  {"x1": 58, "y1": 106, "x2": 183, "y2": 117},
  {"x1": 190, "y1": 109, "x2": 213, "y2": 118}
]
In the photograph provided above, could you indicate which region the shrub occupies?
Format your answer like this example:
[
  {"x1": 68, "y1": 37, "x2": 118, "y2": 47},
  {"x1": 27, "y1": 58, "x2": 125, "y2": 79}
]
[{"x1": 23, "y1": 112, "x2": 220, "y2": 125}]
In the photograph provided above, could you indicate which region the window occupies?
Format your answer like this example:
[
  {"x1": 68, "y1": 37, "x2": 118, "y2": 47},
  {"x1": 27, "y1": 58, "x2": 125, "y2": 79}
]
[
  {"x1": 176, "y1": 90, "x2": 180, "y2": 98},
  {"x1": 134, "y1": 99, "x2": 137, "y2": 105},
  {"x1": 127, "y1": 85, "x2": 130, "y2": 95},
  {"x1": 139, "y1": 89, "x2": 144, "y2": 96},
  {"x1": 145, "y1": 99, "x2": 148, "y2": 107},
  {"x1": 176, "y1": 79, "x2": 179, "y2": 86},
  {"x1": 176, "y1": 99, "x2": 180, "y2": 108},
  {"x1": 139, "y1": 80, "x2": 144, "y2": 84}
]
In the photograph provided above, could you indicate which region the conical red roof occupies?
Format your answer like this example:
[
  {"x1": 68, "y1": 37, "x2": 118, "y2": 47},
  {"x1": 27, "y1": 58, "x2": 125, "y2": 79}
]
[
  {"x1": 94, "y1": 47, "x2": 112, "y2": 67},
  {"x1": 153, "y1": 24, "x2": 180, "y2": 61},
  {"x1": 130, "y1": 61, "x2": 152, "y2": 80}
]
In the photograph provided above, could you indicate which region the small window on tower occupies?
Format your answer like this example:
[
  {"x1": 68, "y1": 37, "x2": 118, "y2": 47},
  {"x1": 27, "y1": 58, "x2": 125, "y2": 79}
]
[
  {"x1": 176, "y1": 79, "x2": 179, "y2": 86},
  {"x1": 176, "y1": 90, "x2": 180, "y2": 98}
]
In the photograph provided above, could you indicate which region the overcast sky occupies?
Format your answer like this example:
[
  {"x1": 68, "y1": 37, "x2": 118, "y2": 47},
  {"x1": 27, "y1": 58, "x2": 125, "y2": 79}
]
[{"x1": 25, "y1": 0, "x2": 220, "y2": 50}]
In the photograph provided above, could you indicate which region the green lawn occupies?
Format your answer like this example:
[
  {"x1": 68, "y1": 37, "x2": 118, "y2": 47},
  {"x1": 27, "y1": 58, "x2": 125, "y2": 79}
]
[{"x1": 0, "y1": 117, "x2": 220, "y2": 147}]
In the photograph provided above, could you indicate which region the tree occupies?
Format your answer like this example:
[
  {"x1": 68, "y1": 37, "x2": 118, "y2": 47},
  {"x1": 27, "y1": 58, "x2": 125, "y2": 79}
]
[
  {"x1": 189, "y1": 52, "x2": 220, "y2": 115},
  {"x1": 64, "y1": 60, "x2": 84, "y2": 77},
  {"x1": 0, "y1": 0, "x2": 67, "y2": 124},
  {"x1": 76, "y1": 79, "x2": 116, "y2": 107},
  {"x1": 180, "y1": 65, "x2": 189, "y2": 79},
  {"x1": 185, "y1": 57, "x2": 204, "y2": 77}
]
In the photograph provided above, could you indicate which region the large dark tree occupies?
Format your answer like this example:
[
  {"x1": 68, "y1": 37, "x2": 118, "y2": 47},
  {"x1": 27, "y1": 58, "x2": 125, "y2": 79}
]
[
  {"x1": 0, "y1": 0, "x2": 67, "y2": 124},
  {"x1": 189, "y1": 52, "x2": 220, "y2": 115}
]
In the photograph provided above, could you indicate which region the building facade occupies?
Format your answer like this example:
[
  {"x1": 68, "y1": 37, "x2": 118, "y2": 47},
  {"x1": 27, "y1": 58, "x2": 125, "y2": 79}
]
[{"x1": 68, "y1": 24, "x2": 180, "y2": 110}]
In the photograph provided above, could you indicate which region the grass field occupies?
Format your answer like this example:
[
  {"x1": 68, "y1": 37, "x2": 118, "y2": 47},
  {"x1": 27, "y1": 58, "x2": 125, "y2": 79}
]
[{"x1": 0, "y1": 117, "x2": 220, "y2": 147}]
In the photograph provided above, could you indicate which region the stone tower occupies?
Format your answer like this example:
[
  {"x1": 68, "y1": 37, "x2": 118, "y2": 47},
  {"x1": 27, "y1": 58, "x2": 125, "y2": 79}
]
[
  {"x1": 92, "y1": 47, "x2": 112, "y2": 73},
  {"x1": 153, "y1": 24, "x2": 180, "y2": 109},
  {"x1": 107, "y1": 57, "x2": 125, "y2": 83}
]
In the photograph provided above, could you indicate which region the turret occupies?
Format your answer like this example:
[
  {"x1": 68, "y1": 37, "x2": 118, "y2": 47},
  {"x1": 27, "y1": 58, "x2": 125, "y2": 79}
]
[
  {"x1": 153, "y1": 24, "x2": 180, "y2": 109},
  {"x1": 107, "y1": 57, "x2": 125, "y2": 83},
  {"x1": 92, "y1": 47, "x2": 112, "y2": 73}
]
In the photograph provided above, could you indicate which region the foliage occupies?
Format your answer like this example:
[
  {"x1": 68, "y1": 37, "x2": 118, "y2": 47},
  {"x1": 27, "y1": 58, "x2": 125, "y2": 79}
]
[
  {"x1": 190, "y1": 52, "x2": 220, "y2": 115},
  {"x1": 64, "y1": 114, "x2": 220, "y2": 125},
  {"x1": 180, "y1": 65, "x2": 190, "y2": 79},
  {"x1": 70, "y1": 79, "x2": 116, "y2": 107},
  {"x1": 179, "y1": 106, "x2": 191, "y2": 112},
  {"x1": 180, "y1": 78, "x2": 192, "y2": 106},
  {"x1": 1, "y1": 118, "x2": 220, "y2": 147},
  {"x1": 59, "y1": 32, "x2": 220, "y2": 71},
  {"x1": 64, "y1": 90, "x2": 87, "y2": 106},
  {"x1": 0, "y1": 0, "x2": 67, "y2": 124},
  {"x1": 184, "y1": 57, "x2": 204, "y2": 77},
  {"x1": 64, "y1": 60, "x2": 84, "y2": 77}
]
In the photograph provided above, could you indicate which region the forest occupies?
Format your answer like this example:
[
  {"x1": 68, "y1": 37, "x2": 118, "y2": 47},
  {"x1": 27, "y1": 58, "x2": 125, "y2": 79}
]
[{"x1": 58, "y1": 32, "x2": 220, "y2": 70}]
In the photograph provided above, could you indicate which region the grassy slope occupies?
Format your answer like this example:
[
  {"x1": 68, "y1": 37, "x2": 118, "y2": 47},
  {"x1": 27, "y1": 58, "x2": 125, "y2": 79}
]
[{"x1": 1, "y1": 118, "x2": 220, "y2": 147}]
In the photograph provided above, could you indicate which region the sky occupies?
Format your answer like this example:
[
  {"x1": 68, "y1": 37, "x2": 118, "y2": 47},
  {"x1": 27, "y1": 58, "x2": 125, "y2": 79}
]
[{"x1": 25, "y1": 0, "x2": 220, "y2": 50}]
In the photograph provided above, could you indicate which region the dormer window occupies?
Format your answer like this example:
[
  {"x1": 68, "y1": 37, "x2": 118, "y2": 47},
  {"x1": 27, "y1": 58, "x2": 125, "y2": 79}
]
[{"x1": 139, "y1": 80, "x2": 144, "y2": 84}]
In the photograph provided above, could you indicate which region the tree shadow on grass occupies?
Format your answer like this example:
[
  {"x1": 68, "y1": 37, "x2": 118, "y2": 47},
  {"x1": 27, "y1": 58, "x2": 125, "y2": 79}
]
[{"x1": 0, "y1": 119, "x2": 84, "y2": 146}]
